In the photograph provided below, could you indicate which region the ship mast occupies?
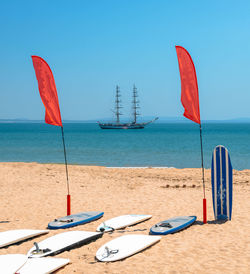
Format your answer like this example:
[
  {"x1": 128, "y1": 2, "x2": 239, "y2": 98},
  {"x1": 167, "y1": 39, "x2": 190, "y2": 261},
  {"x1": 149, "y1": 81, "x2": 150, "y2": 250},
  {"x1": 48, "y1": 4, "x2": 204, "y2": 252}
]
[
  {"x1": 115, "y1": 85, "x2": 122, "y2": 124},
  {"x1": 132, "y1": 85, "x2": 140, "y2": 124}
]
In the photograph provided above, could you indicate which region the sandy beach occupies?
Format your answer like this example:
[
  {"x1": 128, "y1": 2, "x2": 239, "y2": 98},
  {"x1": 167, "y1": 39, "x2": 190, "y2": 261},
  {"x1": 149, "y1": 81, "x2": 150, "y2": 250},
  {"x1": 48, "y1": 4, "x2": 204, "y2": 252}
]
[{"x1": 0, "y1": 162, "x2": 249, "y2": 273}]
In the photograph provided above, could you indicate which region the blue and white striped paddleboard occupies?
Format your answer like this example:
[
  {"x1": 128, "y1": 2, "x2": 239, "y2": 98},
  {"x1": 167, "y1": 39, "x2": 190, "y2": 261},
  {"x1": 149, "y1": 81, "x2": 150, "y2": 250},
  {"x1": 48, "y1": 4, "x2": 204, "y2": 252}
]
[{"x1": 211, "y1": 145, "x2": 233, "y2": 220}]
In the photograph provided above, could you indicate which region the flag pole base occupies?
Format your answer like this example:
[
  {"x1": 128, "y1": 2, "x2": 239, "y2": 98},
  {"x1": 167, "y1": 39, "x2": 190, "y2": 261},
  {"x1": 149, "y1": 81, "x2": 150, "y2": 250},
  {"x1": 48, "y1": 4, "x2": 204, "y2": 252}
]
[
  {"x1": 203, "y1": 198, "x2": 207, "y2": 224},
  {"x1": 67, "y1": 195, "x2": 71, "y2": 216}
]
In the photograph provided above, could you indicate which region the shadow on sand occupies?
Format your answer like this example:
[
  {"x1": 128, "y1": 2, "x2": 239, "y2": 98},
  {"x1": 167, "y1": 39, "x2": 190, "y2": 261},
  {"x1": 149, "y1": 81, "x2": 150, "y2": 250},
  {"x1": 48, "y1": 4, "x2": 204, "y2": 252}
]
[{"x1": 194, "y1": 219, "x2": 228, "y2": 226}]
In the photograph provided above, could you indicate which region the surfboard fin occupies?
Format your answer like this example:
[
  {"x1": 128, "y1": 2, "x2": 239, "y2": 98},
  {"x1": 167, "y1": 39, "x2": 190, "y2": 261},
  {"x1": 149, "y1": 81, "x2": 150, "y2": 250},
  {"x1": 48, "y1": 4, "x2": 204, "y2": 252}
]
[
  {"x1": 101, "y1": 222, "x2": 115, "y2": 232},
  {"x1": 31, "y1": 242, "x2": 51, "y2": 255},
  {"x1": 104, "y1": 246, "x2": 119, "y2": 257}
]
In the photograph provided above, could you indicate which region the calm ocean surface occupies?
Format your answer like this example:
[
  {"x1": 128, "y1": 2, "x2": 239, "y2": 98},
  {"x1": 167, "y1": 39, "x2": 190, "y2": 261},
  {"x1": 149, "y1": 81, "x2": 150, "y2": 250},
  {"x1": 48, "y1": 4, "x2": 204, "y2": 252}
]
[{"x1": 0, "y1": 123, "x2": 250, "y2": 170}]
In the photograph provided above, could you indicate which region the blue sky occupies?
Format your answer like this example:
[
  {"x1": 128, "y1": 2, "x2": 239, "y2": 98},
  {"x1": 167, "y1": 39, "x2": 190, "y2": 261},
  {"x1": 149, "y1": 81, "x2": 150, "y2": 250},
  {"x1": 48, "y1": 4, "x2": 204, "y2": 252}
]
[{"x1": 0, "y1": 0, "x2": 249, "y2": 121}]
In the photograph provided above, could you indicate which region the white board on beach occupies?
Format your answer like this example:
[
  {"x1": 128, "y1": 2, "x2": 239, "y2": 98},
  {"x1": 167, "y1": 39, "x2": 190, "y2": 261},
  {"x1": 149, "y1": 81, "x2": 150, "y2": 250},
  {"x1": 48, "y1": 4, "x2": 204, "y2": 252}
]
[
  {"x1": 96, "y1": 234, "x2": 161, "y2": 262},
  {"x1": 0, "y1": 254, "x2": 27, "y2": 274},
  {"x1": 96, "y1": 214, "x2": 152, "y2": 232},
  {"x1": 0, "y1": 229, "x2": 49, "y2": 248},
  {"x1": 27, "y1": 231, "x2": 102, "y2": 258},
  {"x1": 17, "y1": 257, "x2": 70, "y2": 274}
]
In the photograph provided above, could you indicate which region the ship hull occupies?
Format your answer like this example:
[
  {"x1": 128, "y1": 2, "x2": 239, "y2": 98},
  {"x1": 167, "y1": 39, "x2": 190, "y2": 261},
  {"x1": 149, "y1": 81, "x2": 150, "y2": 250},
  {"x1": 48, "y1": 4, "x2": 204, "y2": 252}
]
[{"x1": 98, "y1": 123, "x2": 145, "y2": 129}]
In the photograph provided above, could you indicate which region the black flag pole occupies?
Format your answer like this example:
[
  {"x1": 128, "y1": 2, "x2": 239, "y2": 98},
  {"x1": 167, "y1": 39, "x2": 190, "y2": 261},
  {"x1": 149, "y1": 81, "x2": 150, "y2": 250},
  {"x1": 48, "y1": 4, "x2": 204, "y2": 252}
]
[
  {"x1": 61, "y1": 126, "x2": 71, "y2": 215},
  {"x1": 199, "y1": 124, "x2": 207, "y2": 223}
]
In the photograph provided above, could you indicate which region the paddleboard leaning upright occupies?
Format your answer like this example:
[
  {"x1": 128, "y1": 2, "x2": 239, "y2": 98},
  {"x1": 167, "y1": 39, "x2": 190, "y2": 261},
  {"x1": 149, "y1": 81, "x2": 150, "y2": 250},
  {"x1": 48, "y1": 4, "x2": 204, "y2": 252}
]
[{"x1": 211, "y1": 145, "x2": 233, "y2": 220}]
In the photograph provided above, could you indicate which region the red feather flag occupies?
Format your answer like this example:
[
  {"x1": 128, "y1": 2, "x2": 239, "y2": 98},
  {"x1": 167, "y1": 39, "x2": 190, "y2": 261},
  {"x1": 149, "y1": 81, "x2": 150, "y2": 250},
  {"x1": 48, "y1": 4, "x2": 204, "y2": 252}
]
[
  {"x1": 175, "y1": 46, "x2": 201, "y2": 124},
  {"x1": 31, "y1": 56, "x2": 62, "y2": 127},
  {"x1": 32, "y1": 56, "x2": 71, "y2": 216},
  {"x1": 175, "y1": 46, "x2": 207, "y2": 224}
]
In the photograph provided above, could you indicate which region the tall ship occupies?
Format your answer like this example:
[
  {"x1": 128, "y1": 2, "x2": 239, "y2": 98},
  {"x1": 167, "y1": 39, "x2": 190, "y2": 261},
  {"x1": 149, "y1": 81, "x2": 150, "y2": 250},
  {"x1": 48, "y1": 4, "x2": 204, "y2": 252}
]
[{"x1": 98, "y1": 85, "x2": 158, "y2": 129}]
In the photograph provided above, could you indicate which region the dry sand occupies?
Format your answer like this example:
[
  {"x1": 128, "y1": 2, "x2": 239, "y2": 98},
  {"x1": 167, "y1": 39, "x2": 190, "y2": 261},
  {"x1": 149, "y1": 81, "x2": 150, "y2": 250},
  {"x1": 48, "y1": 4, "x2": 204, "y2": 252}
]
[{"x1": 0, "y1": 162, "x2": 249, "y2": 273}]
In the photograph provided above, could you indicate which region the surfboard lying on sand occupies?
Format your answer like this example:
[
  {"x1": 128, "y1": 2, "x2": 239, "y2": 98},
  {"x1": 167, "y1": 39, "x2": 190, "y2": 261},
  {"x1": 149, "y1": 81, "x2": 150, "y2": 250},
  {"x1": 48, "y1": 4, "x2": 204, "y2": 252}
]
[
  {"x1": 17, "y1": 257, "x2": 70, "y2": 274},
  {"x1": 149, "y1": 216, "x2": 196, "y2": 235},
  {"x1": 96, "y1": 234, "x2": 161, "y2": 262},
  {"x1": 211, "y1": 145, "x2": 233, "y2": 220},
  {"x1": 96, "y1": 214, "x2": 152, "y2": 232},
  {"x1": 27, "y1": 231, "x2": 102, "y2": 258},
  {"x1": 0, "y1": 254, "x2": 27, "y2": 274},
  {"x1": 48, "y1": 211, "x2": 104, "y2": 229},
  {"x1": 0, "y1": 229, "x2": 49, "y2": 248}
]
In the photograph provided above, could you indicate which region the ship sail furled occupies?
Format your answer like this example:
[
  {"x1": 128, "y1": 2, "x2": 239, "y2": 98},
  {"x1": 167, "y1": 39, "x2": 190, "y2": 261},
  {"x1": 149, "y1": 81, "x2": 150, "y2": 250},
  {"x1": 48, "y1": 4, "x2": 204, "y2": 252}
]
[
  {"x1": 98, "y1": 85, "x2": 158, "y2": 129},
  {"x1": 132, "y1": 85, "x2": 140, "y2": 124},
  {"x1": 114, "y1": 85, "x2": 123, "y2": 124}
]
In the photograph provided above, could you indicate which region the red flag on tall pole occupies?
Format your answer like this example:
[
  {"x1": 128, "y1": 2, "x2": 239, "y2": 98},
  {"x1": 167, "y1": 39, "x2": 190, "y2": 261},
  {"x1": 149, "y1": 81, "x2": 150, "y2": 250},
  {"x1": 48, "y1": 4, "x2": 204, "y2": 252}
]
[
  {"x1": 32, "y1": 56, "x2": 71, "y2": 216},
  {"x1": 175, "y1": 46, "x2": 200, "y2": 124},
  {"x1": 175, "y1": 46, "x2": 207, "y2": 224},
  {"x1": 31, "y1": 56, "x2": 62, "y2": 127}
]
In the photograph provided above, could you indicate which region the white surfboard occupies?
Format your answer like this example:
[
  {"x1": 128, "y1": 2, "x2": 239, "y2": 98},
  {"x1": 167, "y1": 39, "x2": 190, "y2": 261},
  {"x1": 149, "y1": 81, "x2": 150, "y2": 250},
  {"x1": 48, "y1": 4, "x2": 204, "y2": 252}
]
[
  {"x1": 96, "y1": 234, "x2": 161, "y2": 262},
  {"x1": 0, "y1": 254, "x2": 27, "y2": 274},
  {"x1": 96, "y1": 215, "x2": 152, "y2": 232},
  {"x1": 0, "y1": 229, "x2": 49, "y2": 248},
  {"x1": 17, "y1": 258, "x2": 70, "y2": 274},
  {"x1": 27, "y1": 231, "x2": 102, "y2": 258}
]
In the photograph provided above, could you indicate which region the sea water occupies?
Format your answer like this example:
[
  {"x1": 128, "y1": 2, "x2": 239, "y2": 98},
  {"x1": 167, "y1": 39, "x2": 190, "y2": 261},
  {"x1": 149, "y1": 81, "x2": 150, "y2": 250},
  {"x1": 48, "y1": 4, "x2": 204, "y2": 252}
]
[{"x1": 0, "y1": 122, "x2": 249, "y2": 170}]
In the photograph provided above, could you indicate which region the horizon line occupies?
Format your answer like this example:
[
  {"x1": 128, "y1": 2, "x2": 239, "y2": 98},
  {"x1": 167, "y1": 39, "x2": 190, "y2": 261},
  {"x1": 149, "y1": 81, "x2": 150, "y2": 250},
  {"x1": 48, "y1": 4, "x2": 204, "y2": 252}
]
[{"x1": 1, "y1": 117, "x2": 250, "y2": 123}]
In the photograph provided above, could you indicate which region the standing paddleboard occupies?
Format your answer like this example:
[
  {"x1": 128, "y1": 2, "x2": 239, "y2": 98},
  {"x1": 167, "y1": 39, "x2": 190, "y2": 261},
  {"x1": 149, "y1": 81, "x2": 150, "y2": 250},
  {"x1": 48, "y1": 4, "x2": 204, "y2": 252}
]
[
  {"x1": 17, "y1": 258, "x2": 70, "y2": 274},
  {"x1": 0, "y1": 229, "x2": 49, "y2": 248},
  {"x1": 96, "y1": 234, "x2": 161, "y2": 262},
  {"x1": 211, "y1": 145, "x2": 233, "y2": 220},
  {"x1": 0, "y1": 254, "x2": 27, "y2": 274},
  {"x1": 48, "y1": 211, "x2": 104, "y2": 229},
  {"x1": 27, "y1": 231, "x2": 102, "y2": 258},
  {"x1": 96, "y1": 214, "x2": 152, "y2": 232},
  {"x1": 150, "y1": 216, "x2": 196, "y2": 235}
]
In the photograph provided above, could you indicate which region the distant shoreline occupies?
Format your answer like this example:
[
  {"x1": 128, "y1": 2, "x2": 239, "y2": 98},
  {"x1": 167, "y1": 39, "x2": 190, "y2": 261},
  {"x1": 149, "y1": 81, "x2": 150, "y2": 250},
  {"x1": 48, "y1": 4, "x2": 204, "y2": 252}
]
[{"x1": 1, "y1": 118, "x2": 250, "y2": 124}]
